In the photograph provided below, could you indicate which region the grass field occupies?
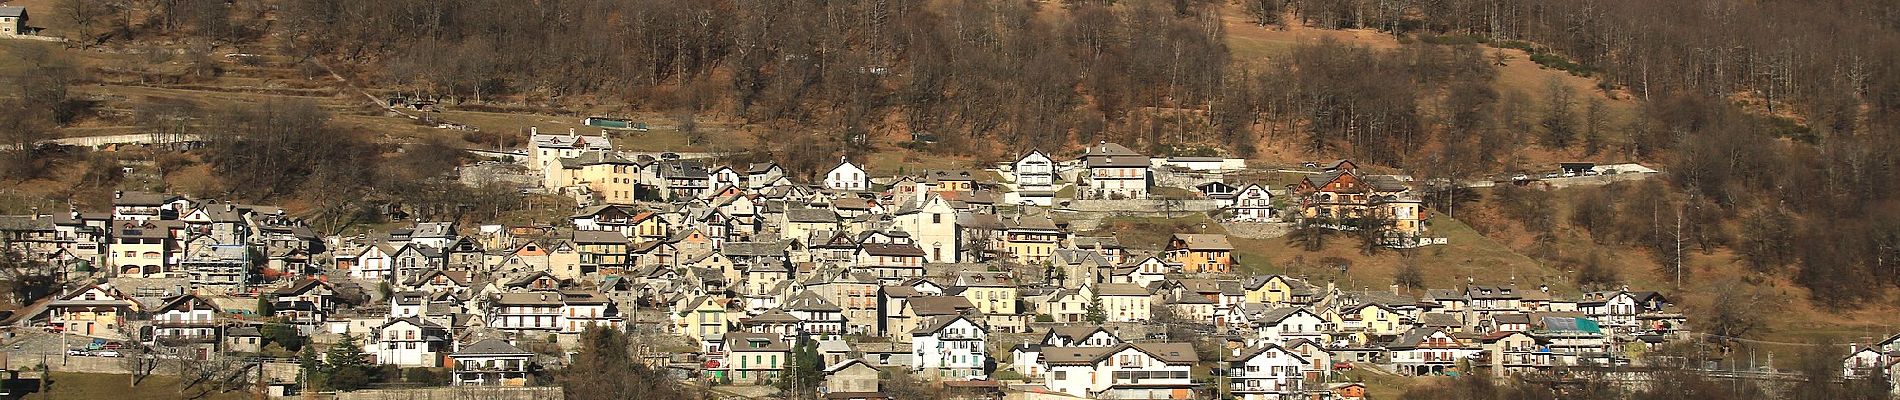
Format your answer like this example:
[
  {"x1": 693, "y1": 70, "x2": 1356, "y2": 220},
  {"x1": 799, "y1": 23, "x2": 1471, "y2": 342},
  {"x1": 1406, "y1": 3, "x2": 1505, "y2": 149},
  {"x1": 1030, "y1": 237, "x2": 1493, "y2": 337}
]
[{"x1": 19, "y1": 372, "x2": 255, "y2": 400}]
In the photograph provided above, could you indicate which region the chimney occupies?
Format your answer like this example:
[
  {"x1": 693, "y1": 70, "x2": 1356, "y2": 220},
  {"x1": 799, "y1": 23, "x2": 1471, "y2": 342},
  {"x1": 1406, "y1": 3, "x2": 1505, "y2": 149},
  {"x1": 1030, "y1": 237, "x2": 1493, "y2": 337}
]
[
  {"x1": 114, "y1": 191, "x2": 124, "y2": 199},
  {"x1": 568, "y1": 128, "x2": 576, "y2": 136},
  {"x1": 1389, "y1": 284, "x2": 1400, "y2": 295},
  {"x1": 530, "y1": 126, "x2": 538, "y2": 135}
]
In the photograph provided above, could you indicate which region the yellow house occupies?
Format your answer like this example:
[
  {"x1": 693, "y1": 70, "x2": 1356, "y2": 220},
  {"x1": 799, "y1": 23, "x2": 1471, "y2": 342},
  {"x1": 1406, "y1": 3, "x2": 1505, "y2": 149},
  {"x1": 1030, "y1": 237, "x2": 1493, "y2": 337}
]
[
  {"x1": 674, "y1": 296, "x2": 732, "y2": 344},
  {"x1": 1329, "y1": 303, "x2": 1406, "y2": 337},
  {"x1": 629, "y1": 212, "x2": 669, "y2": 241},
  {"x1": 1003, "y1": 212, "x2": 1063, "y2": 265},
  {"x1": 566, "y1": 153, "x2": 640, "y2": 204},
  {"x1": 952, "y1": 271, "x2": 1018, "y2": 315},
  {"x1": 1165, "y1": 234, "x2": 1233, "y2": 273},
  {"x1": 46, "y1": 284, "x2": 139, "y2": 337},
  {"x1": 1244, "y1": 275, "x2": 1297, "y2": 304}
]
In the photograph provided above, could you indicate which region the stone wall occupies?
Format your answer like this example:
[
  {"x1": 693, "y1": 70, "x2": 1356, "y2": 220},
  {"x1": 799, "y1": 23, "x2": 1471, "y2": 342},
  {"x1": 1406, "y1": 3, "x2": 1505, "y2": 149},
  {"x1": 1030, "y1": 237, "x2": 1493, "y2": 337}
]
[
  {"x1": 1064, "y1": 199, "x2": 1220, "y2": 213},
  {"x1": 333, "y1": 386, "x2": 564, "y2": 400}
]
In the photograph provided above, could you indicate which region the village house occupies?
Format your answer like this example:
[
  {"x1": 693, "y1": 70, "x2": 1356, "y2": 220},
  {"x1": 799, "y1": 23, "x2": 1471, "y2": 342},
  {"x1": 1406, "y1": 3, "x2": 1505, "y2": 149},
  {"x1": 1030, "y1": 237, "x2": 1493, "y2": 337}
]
[
  {"x1": 824, "y1": 158, "x2": 869, "y2": 191},
  {"x1": 1228, "y1": 344, "x2": 1309, "y2": 400},
  {"x1": 1093, "y1": 283, "x2": 1153, "y2": 322},
  {"x1": 822, "y1": 359, "x2": 887, "y2": 399},
  {"x1": 272, "y1": 278, "x2": 335, "y2": 333},
  {"x1": 1042, "y1": 342, "x2": 1198, "y2": 399},
  {"x1": 1165, "y1": 233, "x2": 1234, "y2": 274},
  {"x1": 723, "y1": 332, "x2": 791, "y2": 384},
  {"x1": 149, "y1": 294, "x2": 220, "y2": 349},
  {"x1": 1386, "y1": 327, "x2": 1481, "y2": 376},
  {"x1": 528, "y1": 128, "x2": 613, "y2": 173},
  {"x1": 451, "y1": 339, "x2": 535, "y2": 386},
  {"x1": 369, "y1": 316, "x2": 451, "y2": 367},
  {"x1": 1291, "y1": 160, "x2": 1428, "y2": 238},
  {"x1": 1013, "y1": 150, "x2": 1057, "y2": 206},
  {"x1": 0, "y1": 6, "x2": 31, "y2": 35},
  {"x1": 911, "y1": 314, "x2": 989, "y2": 381},
  {"x1": 1078, "y1": 142, "x2": 1150, "y2": 200}
]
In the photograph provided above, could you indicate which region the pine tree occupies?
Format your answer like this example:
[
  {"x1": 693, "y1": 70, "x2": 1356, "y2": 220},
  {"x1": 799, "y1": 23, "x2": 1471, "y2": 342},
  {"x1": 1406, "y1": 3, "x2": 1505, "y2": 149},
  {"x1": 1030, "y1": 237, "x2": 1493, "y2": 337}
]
[
  {"x1": 324, "y1": 334, "x2": 374, "y2": 391},
  {"x1": 777, "y1": 338, "x2": 824, "y2": 398},
  {"x1": 1085, "y1": 293, "x2": 1106, "y2": 324}
]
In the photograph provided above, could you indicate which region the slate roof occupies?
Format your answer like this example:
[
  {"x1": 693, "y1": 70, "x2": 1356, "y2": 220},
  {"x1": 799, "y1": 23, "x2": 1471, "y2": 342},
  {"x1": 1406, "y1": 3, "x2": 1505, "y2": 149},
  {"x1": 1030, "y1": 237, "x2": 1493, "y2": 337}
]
[{"x1": 454, "y1": 338, "x2": 532, "y2": 356}]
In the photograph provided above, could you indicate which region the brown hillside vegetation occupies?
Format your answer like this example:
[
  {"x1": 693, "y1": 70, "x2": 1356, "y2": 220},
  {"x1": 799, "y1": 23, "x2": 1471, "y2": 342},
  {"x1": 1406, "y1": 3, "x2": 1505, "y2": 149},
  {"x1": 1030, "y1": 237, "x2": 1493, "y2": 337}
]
[{"x1": 4, "y1": 0, "x2": 1900, "y2": 374}]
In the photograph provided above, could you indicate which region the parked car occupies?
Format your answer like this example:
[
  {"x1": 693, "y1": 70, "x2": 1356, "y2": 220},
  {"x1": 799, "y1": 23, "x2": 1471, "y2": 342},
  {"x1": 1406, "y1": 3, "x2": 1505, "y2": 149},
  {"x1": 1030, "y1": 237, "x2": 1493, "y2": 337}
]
[
  {"x1": 1562, "y1": 172, "x2": 1577, "y2": 177},
  {"x1": 92, "y1": 350, "x2": 123, "y2": 357},
  {"x1": 66, "y1": 349, "x2": 87, "y2": 356},
  {"x1": 1543, "y1": 172, "x2": 1561, "y2": 179},
  {"x1": 1510, "y1": 174, "x2": 1530, "y2": 181},
  {"x1": 1583, "y1": 170, "x2": 1600, "y2": 176}
]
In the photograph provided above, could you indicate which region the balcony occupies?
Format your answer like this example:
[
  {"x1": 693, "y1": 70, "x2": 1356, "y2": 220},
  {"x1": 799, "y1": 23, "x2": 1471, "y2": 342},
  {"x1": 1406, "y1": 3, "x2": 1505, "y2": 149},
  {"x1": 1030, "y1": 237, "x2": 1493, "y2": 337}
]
[
  {"x1": 156, "y1": 335, "x2": 219, "y2": 345},
  {"x1": 153, "y1": 320, "x2": 220, "y2": 328}
]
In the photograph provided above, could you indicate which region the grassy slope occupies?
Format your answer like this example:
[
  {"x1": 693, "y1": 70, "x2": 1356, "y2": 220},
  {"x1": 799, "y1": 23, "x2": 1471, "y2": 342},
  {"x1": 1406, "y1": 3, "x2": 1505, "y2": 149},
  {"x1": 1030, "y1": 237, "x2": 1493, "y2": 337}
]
[{"x1": 21, "y1": 372, "x2": 254, "y2": 400}]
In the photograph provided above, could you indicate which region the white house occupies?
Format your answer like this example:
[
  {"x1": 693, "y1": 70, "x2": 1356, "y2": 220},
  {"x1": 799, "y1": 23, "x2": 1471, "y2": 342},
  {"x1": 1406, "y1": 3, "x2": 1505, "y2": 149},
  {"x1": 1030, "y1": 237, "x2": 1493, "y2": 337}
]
[
  {"x1": 351, "y1": 242, "x2": 399, "y2": 280},
  {"x1": 1041, "y1": 342, "x2": 1197, "y2": 399},
  {"x1": 825, "y1": 159, "x2": 869, "y2": 191},
  {"x1": 1042, "y1": 326, "x2": 1122, "y2": 348},
  {"x1": 1093, "y1": 283, "x2": 1153, "y2": 323},
  {"x1": 529, "y1": 128, "x2": 612, "y2": 172},
  {"x1": 1228, "y1": 344, "x2": 1309, "y2": 400},
  {"x1": 1013, "y1": 150, "x2": 1057, "y2": 206},
  {"x1": 1387, "y1": 327, "x2": 1482, "y2": 376},
  {"x1": 893, "y1": 194, "x2": 960, "y2": 263},
  {"x1": 369, "y1": 316, "x2": 451, "y2": 367},
  {"x1": 1225, "y1": 183, "x2": 1275, "y2": 222},
  {"x1": 910, "y1": 315, "x2": 988, "y2": 381},
  {"x1": 1255, "y1": 307, "x2": 1327, "y2": 345},
  {"x1": 149, "y1": 294, "x2": 220, "y2": 346},
  {"x1": 451, "y1": 339, "x2": 534, "y2": 386}
]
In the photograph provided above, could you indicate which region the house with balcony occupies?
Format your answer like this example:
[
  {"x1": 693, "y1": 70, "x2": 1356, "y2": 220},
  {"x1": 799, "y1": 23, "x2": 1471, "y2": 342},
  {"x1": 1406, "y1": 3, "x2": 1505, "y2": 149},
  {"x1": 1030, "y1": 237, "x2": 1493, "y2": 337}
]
[
  {"x1": 451, "y1": 338, "x2": 534, "y2": 386},
  {"x1": 1165, "y1": 234, "x2": 1234, "y2": 274},
  {"x1": 111, "y1": 191, "x2": 187, "y2": 221},
  {"x1": 1041, "y1": 342, "x2": 1198, "y2": 399},
  {"x1": 1386, "y1": 327, "x2": 1481, "y2": 376},
  {"x1": 271, "y1": 278, "x2": 334, "y2": 333},
  {"x1": 1013, "y1": 150, "x2": 1057, "y2": 206},
  {"x1": 1093, "y1": 283, "x2": 1153, "y2": 323},
  {"x1": 1477, "y1": 331, "x2": 1547, "y2": 377},
  {"x1": 369, "y1": 316, "x2": 450, "y2": 367},
  {"x1": 1291, "y1": 160, "x2": 1427, "y2": 238},
  {"x1": 41, "y1": 283, "x2": 138, "y2": 337},
  {"x1": 1078, "y1": 142, "x2": 1150, "y2": 200},
  {"x1": 1254, "y1": 307, "x2": 1327, "y2": 345},
  {"x1": 487, "y1": 292, "x2": 564, "y2": 333},
  {"x1": 110, "y1": 219, "x2": 181, "y2": 277},
  {"x1": 911, "y1": 314, "x2": 988, "y2": 381},
  {"x1": 149, "y1": 294, "x2": 220, "y2": 347},
  {"x1": 1228, "y1": 344, "x2": 1308, "y2": 400}
]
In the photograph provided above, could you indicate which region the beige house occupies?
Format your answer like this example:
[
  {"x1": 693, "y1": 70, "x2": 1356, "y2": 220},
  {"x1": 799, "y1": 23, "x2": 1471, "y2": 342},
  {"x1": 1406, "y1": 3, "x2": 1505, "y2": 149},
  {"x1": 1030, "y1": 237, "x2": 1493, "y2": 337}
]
[{"x1": 0, "y1": 6, "x2": 27, "y2": 36}]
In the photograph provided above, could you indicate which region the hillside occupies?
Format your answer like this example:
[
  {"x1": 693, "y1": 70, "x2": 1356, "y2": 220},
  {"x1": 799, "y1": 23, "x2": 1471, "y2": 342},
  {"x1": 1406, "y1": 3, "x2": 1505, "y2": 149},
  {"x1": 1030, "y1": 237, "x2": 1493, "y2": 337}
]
[{"x1": 5, "y1": 0, "x2": 1900, "y2": 372}]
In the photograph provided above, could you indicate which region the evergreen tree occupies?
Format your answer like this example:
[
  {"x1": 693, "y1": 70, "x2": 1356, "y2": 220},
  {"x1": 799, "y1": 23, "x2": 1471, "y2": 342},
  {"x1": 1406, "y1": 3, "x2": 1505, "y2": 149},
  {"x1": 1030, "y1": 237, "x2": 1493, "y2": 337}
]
[
  {"x1": 777, "y1": 338, "x2": 824, "y2": 398},
  {"x1": 298, "y1": 344, "x2": 326, "y2": 390},
  {"x1": 1085, "y1": 293, "x2": 1106, "y2": 324},
  {"x1": 562, "y1": 327, "x2": 684, "y2": 400},
  {"x1": 324, "y1": 334, "x2": 375, "y2": 391}
]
